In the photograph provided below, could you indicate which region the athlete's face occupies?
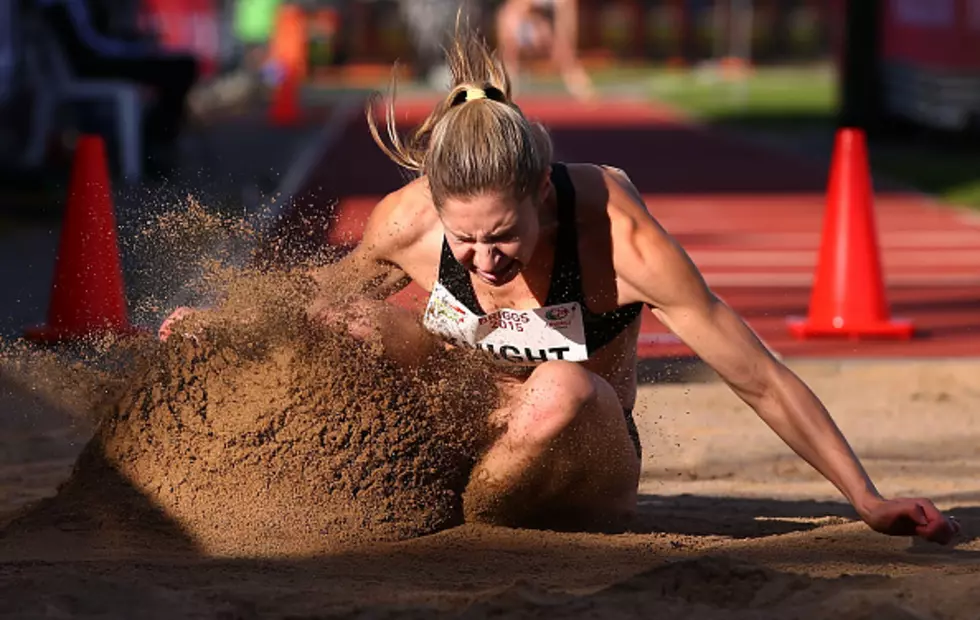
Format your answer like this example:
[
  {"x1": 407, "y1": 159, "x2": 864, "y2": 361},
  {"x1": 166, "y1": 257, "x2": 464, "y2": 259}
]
[{"x1": 439, "y1": 187, "x2": 544, "y2": 286}]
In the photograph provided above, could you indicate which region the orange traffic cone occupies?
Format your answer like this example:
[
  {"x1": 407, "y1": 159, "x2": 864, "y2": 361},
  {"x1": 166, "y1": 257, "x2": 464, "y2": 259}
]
[
  {"x1": 787, "y1": 128, "x2": 914, "y2": 340},
  {"x1": 25, "y1": 135, "x2": 136, "y2": 344},
  {"x1": 268, "y1": 68, "x2": 302, "y2": 126}
]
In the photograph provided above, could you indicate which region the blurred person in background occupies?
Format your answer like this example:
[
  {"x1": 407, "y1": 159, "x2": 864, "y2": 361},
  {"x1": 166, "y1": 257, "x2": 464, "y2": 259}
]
[
  {"x1": 0, "y1": 0, "x2": 38, "y2": 181},
  {"x1": 398, "y1": 0, "x2": 481, "y2": 90},
  {"x1": 231, "y1": 0, "x2": 283, "y2": 81},
  {"x1": 0, "y1": 0, "x2": 22, "y2": 166},
  {"x1": 0, "y1": 0, "x2": 18, "y2": 108},
  {"x1": 34, "y1": 0, "x2": 200, "y2": 175},
  {"x1": 495, "y1": 0, "x2": 595, "y2": 101},
  {"x1": 182, "y1": 0, "x2": 284, "y2": 120}
]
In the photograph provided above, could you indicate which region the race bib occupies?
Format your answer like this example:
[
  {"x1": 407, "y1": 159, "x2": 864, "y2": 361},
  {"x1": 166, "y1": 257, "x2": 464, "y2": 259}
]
[{"x1": 423, "y1": 282, "x2": 589, "y2": 366}]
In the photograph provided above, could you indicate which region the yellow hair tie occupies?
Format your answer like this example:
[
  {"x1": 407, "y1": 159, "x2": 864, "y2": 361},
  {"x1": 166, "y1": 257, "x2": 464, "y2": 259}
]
[{"x1": 465, "y1": 87, "x2": 486, "y2": 102}]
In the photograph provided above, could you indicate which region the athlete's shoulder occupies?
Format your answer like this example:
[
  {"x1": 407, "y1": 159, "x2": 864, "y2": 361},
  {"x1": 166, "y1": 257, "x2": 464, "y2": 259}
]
[
  {"x1": 566, "y1": 162, "x2": 676, "y2": 261},
  {"x1": 363, "y1": 177, "x2": 440, "y2": 255},
  {"x1": 564, "y1": 162, "x2": 655, "y2": 223}
]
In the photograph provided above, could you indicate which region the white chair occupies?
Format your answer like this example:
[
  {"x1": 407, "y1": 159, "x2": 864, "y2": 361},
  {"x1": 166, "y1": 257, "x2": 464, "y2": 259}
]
[{"x1": 21, "y1": 18, "x2": 144, "y2": 183}]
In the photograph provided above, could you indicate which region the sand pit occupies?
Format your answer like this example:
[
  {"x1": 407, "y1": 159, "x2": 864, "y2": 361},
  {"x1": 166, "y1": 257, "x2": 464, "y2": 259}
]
[
  {"x1": 2, "y1": 267, "x2": 502, "y2": 558},
  {"x1": 1, "y1": 198, "x2": 978, "y2": 618},
  {"x1": 2, "y1": 338, "x2": 979, "y2": 619}
]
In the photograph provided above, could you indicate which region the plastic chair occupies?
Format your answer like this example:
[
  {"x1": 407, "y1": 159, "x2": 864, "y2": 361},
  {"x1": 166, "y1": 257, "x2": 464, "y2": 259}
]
[{"x1": 21, "y1": 19, "x2": 144, "y2": 184}]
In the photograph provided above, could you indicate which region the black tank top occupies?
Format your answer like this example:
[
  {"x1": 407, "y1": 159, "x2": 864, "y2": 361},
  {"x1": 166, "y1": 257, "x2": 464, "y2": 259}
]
[{"x1": 435, "y1": 163, "x2": 644, "y2": 355}]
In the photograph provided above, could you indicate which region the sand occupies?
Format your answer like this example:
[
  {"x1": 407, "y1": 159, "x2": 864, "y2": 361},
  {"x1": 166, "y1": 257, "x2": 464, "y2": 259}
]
[
  {"x1": 3, "y1": 260, "x2": 506, "y2": 553},
  {"x1": 1, "y1": 195, "x2": 978, "y2": 618},
  {"x1": 2, "y1": 339, "x2": 979, "y2": 619}
]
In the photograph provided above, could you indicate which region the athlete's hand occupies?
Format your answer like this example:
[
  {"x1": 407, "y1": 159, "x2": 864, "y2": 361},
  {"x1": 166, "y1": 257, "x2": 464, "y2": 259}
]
[
  {"x1": 860, "y1": 496, "x2": 960, "y2": 544},
  {"x1": 158, "y1": 306, "x2": 199, "y2": 341},
  {"x1": 309, "y1": 301, "x2": 379, "y2": 344}
]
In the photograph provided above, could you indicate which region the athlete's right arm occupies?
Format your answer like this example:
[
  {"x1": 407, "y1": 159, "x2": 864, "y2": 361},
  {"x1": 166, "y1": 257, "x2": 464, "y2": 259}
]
[
  {"x1": 308, "y1": 192, "x2": 413, "y2": 306},
  {"x1": 160, "y1": 191, "x2": 418, "y2": 341}
]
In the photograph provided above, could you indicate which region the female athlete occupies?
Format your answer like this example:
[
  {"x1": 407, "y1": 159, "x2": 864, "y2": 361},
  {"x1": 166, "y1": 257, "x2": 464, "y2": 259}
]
[{"x1": 161, "y1": 26, "x2": 959, "y2": 543}]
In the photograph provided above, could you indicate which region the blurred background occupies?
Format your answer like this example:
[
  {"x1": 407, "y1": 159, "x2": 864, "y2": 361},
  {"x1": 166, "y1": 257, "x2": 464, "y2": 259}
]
[
  {"x1": 1, "y1": 1, "x2": 978, "y2": 210},
  {"x1": 0, "y1": 0, "x2": 978, "y2": 351}
]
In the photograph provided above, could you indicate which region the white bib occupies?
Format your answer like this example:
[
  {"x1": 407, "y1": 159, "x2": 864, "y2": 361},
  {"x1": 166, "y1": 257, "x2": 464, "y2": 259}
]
[{"x1": 422, "y1": 282, "x2": 589, "y2": 366}]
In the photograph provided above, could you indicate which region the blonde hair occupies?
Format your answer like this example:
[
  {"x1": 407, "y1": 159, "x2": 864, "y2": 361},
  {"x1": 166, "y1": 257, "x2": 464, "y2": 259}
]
[{"x1": 366, "y1": 19, "x2": 553, "y2": 208}]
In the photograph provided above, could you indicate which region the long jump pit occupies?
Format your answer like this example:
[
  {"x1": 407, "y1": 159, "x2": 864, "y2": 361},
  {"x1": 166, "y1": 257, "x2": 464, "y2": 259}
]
[
  {"x1": 2, "y1": 111, "x2": 980, "y2": 617},
  {"x1": 1, "y1": 252, "x2": 979, "y2": 619}
]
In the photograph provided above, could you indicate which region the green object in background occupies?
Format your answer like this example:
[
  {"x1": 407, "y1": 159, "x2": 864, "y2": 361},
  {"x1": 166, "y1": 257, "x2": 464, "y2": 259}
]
[
  {"x1": 648, "y1": 65, "x2": 837, "y2": 121},
  {"x1": 234, "y1": 0, "x2": 284, "y2": 45},
  {"x1": 647, "y1": 65, "x2": 980, "y2": 210}
]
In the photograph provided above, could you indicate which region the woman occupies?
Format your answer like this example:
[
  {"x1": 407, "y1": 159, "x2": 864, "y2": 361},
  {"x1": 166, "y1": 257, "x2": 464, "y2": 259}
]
[
  {"x1": 495, "y1": 0, "x2": 595, "y2": 101},
  {"x1": 162, "y1": 28, "x2": 959, "y2": 543}
]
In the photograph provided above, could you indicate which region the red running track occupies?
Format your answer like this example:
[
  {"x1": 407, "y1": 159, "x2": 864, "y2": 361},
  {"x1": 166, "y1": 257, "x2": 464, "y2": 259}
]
[{"x1": 280, "y1": 93, "x2": 980, "y2": 359}]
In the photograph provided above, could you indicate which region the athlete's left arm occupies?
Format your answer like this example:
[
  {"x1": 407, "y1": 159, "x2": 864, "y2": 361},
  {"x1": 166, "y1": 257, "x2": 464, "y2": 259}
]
[{"x1": 607, "y1": 171, "x2": 959, "y2": 545}]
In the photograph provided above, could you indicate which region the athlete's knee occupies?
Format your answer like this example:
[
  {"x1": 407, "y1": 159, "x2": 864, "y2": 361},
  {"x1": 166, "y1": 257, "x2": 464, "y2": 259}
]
[
  {"x1": 531, "y1": 360, "x2": 597, "y2": 405},
  {"x1": 514, "y1": 361, "x2": 599, "y2": 444}
]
